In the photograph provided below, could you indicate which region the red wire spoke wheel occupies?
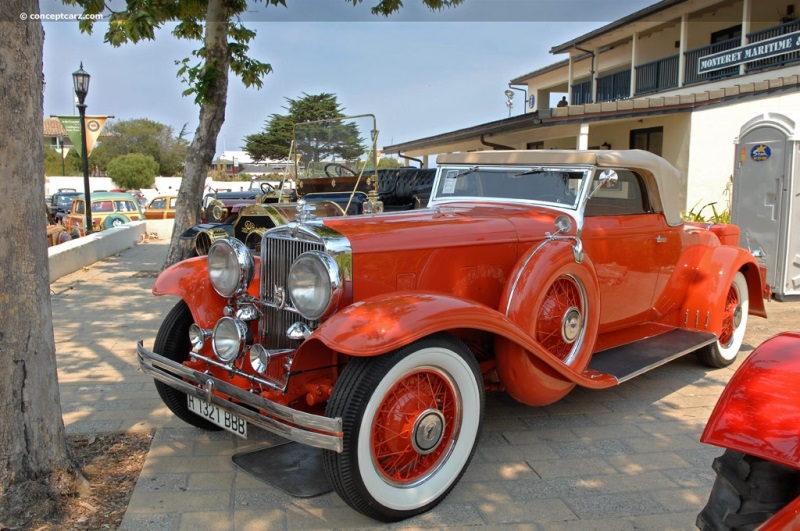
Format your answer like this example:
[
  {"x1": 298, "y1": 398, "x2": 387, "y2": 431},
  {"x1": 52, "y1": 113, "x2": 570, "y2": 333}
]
[
  {"x1": 535, "y1": 274, "x2": 587, "y2": 365},
  {"x1": 697, "y1": 271, "x2": 749, "y2": 368},
  {"x1": 323, "y1": 333, "x2": 483, "y2": 522},
  {"x1": 371, "y1": 368, "x2": 458, "y2": 484}
]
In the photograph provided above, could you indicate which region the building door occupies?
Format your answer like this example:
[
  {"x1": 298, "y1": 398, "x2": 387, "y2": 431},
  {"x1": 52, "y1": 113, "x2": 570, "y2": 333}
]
[{"x1": 732, "y1": 113, "x2": 797, "y2": 299}]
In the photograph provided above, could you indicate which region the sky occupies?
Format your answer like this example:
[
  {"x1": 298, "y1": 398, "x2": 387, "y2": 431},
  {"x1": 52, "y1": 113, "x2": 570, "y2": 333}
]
[{"x1": 40, "y1": 0, "x2": 657, "y2": 156}]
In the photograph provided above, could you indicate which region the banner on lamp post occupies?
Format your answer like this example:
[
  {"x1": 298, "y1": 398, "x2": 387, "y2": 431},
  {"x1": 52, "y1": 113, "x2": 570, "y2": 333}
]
[{"x1": 57, "y1": 115, "x2": 109, "y2": 157}]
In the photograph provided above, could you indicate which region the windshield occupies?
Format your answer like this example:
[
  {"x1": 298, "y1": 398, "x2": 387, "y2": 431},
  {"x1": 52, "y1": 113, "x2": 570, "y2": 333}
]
[
  {"x1": 432, "y1": 165, "x2": 589, "y2": 209},
  {"x1": 55, "y1": 194, "x2": 77, "y2": 207}
]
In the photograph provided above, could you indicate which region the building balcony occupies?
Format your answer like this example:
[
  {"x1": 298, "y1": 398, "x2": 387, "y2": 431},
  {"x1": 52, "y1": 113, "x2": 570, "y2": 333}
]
[{"x1": 564, "y1": 20, "x2": 800, "y2": 105}]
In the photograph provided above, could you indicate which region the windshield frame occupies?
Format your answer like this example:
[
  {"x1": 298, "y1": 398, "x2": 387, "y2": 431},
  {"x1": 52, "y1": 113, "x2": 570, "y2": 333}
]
[{"x1": 429, "y1": 164, "x2": 594, "y2": 210}]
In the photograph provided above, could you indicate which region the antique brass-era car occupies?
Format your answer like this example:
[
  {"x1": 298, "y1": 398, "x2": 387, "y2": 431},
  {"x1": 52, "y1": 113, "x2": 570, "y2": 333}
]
[
  {"x1": 698, "y1": 332, "x2": 800, "y2": 530},
  {"x1": 63, "y1": 191, "x2": 144, "y2": 234},
  {"x1": 183, "y1": 115, "x2": 435, "y2": 256},
  {"x1": 139, "y1": 149, "x2": 766, "y2": 521}
]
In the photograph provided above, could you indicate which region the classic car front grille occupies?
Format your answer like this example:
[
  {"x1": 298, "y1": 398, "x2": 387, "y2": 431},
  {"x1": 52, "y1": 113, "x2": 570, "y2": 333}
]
[{"x1": 259, "y1": 231, "x2": 325, "y2": 350}]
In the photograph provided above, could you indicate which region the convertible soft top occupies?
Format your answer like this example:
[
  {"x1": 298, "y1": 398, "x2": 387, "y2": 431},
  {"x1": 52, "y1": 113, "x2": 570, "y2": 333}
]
[{"x1": 436, "y1": 149, "x2": 683, "y2": 227}]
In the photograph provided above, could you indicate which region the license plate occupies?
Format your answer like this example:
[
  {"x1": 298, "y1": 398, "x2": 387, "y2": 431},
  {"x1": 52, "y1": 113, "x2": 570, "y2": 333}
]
[{"x1": 187, "y1": 395, "x2": 247, "y2": 438}]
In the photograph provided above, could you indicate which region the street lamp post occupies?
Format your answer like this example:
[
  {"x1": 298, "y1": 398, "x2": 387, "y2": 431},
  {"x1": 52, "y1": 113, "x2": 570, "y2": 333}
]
[
  {"x1": 57, "y1": 134, "x2": 66, "y2": 176},
  {"x1": 72, "y1": 63, "x2": 92, "y2": 234}
]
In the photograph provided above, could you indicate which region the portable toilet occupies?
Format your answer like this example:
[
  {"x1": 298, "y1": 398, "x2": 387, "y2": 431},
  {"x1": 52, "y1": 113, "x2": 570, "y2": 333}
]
[{"x1": 732, "y1": 112, "x2": 800, "y2": 300}]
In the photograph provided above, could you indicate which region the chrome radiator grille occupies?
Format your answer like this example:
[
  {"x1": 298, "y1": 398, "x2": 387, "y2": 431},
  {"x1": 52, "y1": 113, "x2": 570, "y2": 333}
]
[{"x1": 259, "y1": 231, "x2": 325, "y2": 350}]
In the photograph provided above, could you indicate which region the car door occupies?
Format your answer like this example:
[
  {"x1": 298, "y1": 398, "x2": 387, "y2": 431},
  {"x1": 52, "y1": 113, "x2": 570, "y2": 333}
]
[{"x1": 581, "y1": 170, "x2": 662, "y2": 330}]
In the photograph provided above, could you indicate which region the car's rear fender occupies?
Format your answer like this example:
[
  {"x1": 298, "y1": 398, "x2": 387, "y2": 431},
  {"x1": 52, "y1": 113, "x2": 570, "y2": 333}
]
[
  {"x1": 701, "y1": 332, "x2": 800, "y2": 470},
  {"x1": 680, "y1": 246, "x2": 767, "y2": 335},
  {"x1": 152, "y1": 256, "x2": 261, "y2": 328},
  {"x1": 304, "y1": 291, "x2": 616, "y2": 392}
]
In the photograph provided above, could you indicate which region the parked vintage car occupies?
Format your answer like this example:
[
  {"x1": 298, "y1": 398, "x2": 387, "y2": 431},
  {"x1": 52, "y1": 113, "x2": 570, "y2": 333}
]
[
  {"x1": 697, "y1": 332, "x2": 800, "y2": 531},
  {"x1": 183, "y1": 166, "x2": 436, "y2": 256},
  {"x1": 138, "y1": 149, "x2": 767, "y2": 521},
  {"x1": 47, "y1": 190, "x2": 81, "y2": 223},
  {"x1": 144, "y1": 194, "x2": 178, "y2": 220},
  {"x1": 63, "y1": 191, "x2": 144, "y2": 234}
]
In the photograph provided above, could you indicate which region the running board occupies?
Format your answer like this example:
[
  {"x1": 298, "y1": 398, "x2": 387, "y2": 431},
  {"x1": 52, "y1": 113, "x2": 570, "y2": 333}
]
[{"x1": 587, "y1": 329, "x2": 718, "y2": 384}]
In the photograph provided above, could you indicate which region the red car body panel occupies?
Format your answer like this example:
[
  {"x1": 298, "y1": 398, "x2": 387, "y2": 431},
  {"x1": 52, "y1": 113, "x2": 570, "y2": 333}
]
[
  {"x1": 702, "y1": 332, "x2": 800, "y2": 470},
  {"x1": 153, "y1": 256, "x2": 262, "y2": 328},
  {"x1": 760, "y1": 494, "x2": 800, "y2": 531}
]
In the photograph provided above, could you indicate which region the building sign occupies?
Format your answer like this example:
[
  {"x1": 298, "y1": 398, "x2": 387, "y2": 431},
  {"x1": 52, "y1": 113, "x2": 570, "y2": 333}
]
[
  {"x1": 698, "y1": 31, "x2": 800, "y2": 74},
  {"x1": 750, "y1": 144, "x2": 772, "y2": 162}
]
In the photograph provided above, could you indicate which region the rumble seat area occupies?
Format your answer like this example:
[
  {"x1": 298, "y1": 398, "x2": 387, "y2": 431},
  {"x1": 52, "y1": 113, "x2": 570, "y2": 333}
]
[{"x1": 378, "y1": 168, "x2": 436, "y2": 210}]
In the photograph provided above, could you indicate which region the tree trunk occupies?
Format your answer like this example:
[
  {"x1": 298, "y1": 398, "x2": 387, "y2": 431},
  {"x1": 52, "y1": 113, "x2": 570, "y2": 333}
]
[
  {"x1": 0, "y1": 0, "x2": 73, "y2": 523},
  {"x1": 163, "y1": 0, "x2": 231, "y2": 269}
]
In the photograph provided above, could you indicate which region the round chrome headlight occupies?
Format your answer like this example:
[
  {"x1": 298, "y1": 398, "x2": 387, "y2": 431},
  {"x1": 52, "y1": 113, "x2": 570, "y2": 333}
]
[
  {"x1": 212, "y1": 317, "x2": 248, "y2": 363},
  {"x1": 287, "y1": 251, "x2": 343, "y2": 321},
  {"x1": 207, "y1": 238, "x2": 254, "y2": 298}
]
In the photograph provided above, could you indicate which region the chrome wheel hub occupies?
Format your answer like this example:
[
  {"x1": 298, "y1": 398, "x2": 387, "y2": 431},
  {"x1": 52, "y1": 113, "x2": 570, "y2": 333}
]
[
  {"x1": 733, "y1": 305, "x2": 743, "y2": 329},
  {"x1": 562, "y1": 307, "x2": 582, "y2": 344},
  {"x1": 411, "y1": 409, "x2": 445, "y2": 455}
]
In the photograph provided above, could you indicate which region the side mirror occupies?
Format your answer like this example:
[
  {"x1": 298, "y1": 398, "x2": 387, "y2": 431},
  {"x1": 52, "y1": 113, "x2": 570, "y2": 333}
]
[
  {"x1": 599, "y1": 169, "x2": 618, "y2": 186},
  {"x1": 554, "y1": 215, "x2": 572, "y2": 234},
  {"x1": 587, "y1": 169, "x2": 619, "y2": 200}
]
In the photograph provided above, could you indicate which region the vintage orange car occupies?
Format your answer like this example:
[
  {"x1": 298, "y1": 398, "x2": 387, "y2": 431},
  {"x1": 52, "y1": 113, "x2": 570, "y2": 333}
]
[
  {"x1": 139, "y1": 149, "x2": 766, "y2": 521},
  {"x1": 144, "y1": 195, "x2": 178, "y2": 220}
]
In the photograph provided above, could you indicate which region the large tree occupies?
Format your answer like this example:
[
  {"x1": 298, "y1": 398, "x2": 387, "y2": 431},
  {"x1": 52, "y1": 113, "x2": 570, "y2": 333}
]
[
  {"x1": 244, "y1": 92, "x2": 364, "y2": 163},
  {"x1": 91, "y1": 118, "x2": 189, "y2": 176},
  {"x1": 66, "y1": 0, "x2": 463, "y2": 268},
  {"x1": 0, "y1": 1, "x2": 75, "y2": 526}
]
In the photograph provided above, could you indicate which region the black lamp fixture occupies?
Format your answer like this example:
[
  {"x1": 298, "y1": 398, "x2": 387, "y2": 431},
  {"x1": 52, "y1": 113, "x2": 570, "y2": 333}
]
[
  {"x1": 72, "y1": 62, "x2": 93, "y2": 234},
  {"x1": 72, "y1": 62, "x2": 90, "y2": 103}
]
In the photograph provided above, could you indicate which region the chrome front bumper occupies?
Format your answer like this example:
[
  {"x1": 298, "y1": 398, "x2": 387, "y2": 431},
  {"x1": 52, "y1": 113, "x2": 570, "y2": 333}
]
[{"x1": 137, "y1": 340, "x2": 343, "y2": 452}]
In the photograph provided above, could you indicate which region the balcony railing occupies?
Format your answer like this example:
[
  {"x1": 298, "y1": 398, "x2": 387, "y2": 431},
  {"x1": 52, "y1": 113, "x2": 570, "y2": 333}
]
[
  {"x1": 635, "y1": 55, "x2": 679, "y2": 95},
  {"x1": 596, "y1": 70, "x2": 631, "y2": 102},
  {"x1": 683, "y1": 37, "x2": 741, "y2": 85},
  {"x1": 746, "y1": 19, "x2": 800, "y2": 72},
  {"x1": 555, "y1": 21, "x2": 799, "y2": 107}
]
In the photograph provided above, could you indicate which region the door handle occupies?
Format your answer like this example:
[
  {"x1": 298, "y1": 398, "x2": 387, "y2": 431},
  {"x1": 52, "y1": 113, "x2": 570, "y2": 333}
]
[{"x1": 656, "y1": 235, "x2": 667, "y2": 243}]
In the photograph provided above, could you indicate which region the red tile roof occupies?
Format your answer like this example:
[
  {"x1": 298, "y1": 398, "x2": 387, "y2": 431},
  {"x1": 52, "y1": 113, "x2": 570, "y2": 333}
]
[{"x1": 43, "y1": 117, "x2": 67, "y2": 137}]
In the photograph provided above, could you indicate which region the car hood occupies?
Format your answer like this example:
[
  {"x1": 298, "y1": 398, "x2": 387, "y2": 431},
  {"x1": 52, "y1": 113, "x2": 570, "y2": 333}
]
[{"x1": 323, "y1": 202, "x2": 565, "y2": 253}]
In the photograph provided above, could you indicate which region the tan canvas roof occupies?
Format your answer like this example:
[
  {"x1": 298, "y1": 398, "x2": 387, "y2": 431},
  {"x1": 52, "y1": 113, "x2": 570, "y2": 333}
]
[{"x1": 436, "y1": 149, "x2": 683, "y2": 226}]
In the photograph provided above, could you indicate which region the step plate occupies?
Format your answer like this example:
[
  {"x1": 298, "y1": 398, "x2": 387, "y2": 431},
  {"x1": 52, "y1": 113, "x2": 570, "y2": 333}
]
[{"x1": 588, "y1": 329, "x2": 718, "y2": 383}]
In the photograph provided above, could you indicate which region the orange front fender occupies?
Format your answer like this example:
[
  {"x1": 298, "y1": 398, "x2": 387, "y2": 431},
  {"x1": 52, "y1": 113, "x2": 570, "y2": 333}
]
[
  {"x1": 307, "y1": 292, "x2": 616, "y2": 390},
  {"x1": 152, "y1": 255, "x2": 261, "y2": 328}
]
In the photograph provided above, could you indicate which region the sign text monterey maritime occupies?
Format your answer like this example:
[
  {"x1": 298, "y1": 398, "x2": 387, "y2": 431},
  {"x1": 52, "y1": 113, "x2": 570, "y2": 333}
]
[{"x1": 698, "y1": 31, "x2": 800, "y2": 74}]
